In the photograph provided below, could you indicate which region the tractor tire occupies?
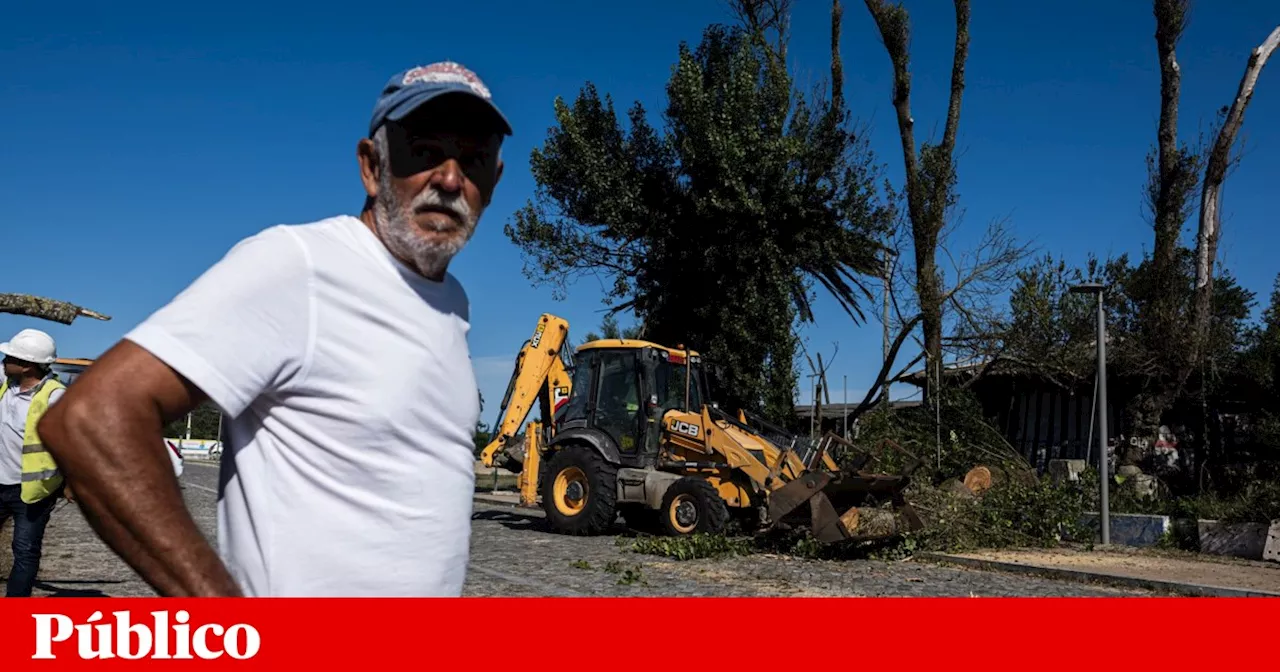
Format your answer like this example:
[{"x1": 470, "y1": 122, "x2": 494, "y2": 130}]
[
  {"x1": 658, "y1": 477, "x2": 729, "y2": 537},
  {"x1": 540, "y1": 443, "x2": 618, "y2": 536}
]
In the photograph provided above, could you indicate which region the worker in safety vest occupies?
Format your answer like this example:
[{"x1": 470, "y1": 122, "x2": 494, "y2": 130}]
[{"x1": 0, "y1": 328, "x2": 66, "y2": 597}]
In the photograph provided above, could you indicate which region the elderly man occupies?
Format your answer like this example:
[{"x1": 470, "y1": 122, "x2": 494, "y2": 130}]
[
  {"x1": 38, "y1": 61, "x2": 510, "y2": 597},
  {"x1": 0, "y1": 328, "x2": 67, "y2": 597}
]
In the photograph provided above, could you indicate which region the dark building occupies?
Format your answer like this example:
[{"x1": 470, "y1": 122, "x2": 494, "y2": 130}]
[{"x1": 898, "y1": 359, "x2": 1126, "y2": 473}]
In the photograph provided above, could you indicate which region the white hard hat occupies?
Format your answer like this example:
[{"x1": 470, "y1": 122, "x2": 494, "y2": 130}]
[{"x1": 0, "y1": 329, "x2": 57, "y2": 365}]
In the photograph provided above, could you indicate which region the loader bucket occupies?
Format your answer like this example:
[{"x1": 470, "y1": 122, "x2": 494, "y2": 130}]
[{"x1": 765, "y1": 469, "x2": 923, "y2": 544}]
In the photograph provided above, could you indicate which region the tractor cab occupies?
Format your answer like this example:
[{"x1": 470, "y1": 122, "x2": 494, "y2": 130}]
[{"x1": 556, "y1": 340, "x2": 708, "y2": 469}]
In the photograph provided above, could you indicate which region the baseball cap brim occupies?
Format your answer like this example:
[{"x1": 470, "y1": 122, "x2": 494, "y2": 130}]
[{"x1": 372, "y1": 87, "x2": 513, "y2": 138}]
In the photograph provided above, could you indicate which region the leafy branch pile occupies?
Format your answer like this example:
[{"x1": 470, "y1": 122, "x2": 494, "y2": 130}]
[
  {"x1": 850, "y1": 386, "x2": 1036, "y2": 483},
  {"x1": 623, "y1": 477, "x2": 1090, "y2": 563},
  {"x1": 900, "y1": 477, "x2": 1088, "y2": 553},
  {"x1": 852, "y1": 387, "x2": 1090, "y2": 553},
  {"x1": 626, "y1": 533, "x2": 755, "y2": 560}
]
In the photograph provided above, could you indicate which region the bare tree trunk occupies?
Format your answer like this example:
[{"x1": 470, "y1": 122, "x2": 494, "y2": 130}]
[
  {"x1": 1146, "y1": 0, "x2": 1199, "y2": 386},
  {"x1": 863, "y1": 0, "x2": 970, "y2": 403},
  {"x1": 1123, "y1": 0, "x2": 1199, "y2": 467},
  {"x1": 939, "y1": 1, "x2": 970, "y2": 165},
  {"x1": 0, "y1": 293, "x2": 111, "y2": 325},
  {"x1": 1152, "y1": 0, "x2": 1190, "y2": 277},
  {"x1": 831, "y1": 0, "x2": 844, "y2": 111},
  {"x1": 1192, "y1": 25, "x2": 1280, "y2": 358},
  {"x1": 863, "y1": 0, "x2": 929, "y2": 389}
]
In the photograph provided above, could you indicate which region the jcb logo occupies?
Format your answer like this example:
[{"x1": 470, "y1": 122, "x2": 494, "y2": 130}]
[
  {"x1": 531, "y1": 324, "x2": 545, "y2": 348},
  {"x1": 670, "y1": 420, "x2": 700, "y2": 438},
  {"x1": 553, "y1": 386, "x2": 570, "y2": 412}
]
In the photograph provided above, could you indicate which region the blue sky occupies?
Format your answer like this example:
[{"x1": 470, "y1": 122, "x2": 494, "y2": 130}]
[{"x1": 2, "y1": 0, "x2": 1277, "y2": 427}]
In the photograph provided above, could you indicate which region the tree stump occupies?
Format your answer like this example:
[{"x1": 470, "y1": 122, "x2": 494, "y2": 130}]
[{"x1": 963, "y1": 465, "x2": 1005, "y2": 496}]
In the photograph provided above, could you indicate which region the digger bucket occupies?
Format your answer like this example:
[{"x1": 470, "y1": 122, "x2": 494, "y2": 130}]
[{"x1": 765, "y1": 469, "x2": 924, "y2": 544}]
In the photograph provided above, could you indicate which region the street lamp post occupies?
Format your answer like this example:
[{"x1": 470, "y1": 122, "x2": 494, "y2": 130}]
[{"x1": 1071, "y1": 281, "x2": 1110, "y2": 545}]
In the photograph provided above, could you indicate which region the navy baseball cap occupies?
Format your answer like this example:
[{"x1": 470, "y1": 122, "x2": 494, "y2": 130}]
[{"x1": 368, "y1": 61, "x2": 512, "y2": 138}]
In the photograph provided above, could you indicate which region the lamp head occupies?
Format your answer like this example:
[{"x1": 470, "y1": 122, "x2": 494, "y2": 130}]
[{"x1": 1069, "y1": 282, "x2": 1106, "y2": 294}]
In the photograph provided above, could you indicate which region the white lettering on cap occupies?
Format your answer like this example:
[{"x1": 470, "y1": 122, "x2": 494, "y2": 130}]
[{"x1": 402, "y1": 62, "x2": 492, "y2": 100}]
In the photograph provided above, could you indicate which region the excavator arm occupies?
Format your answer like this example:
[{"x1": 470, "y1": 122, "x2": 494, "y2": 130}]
[{"x1": 479, "y1": 313, "x2": 574, "y2": 472}]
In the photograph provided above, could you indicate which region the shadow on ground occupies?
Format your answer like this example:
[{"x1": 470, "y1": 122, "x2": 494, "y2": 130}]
[
  {"x1": 35, "y1": 580, "x2": 115, "y2": 597},
  {"x1": 472, "y1": 509, "x2": 551, "y2": 532},
  {"x1": 472, "y1": 505, "x2": 649, "y2": 537},
  {"x1": 0, "y1": 577, "x2": 123, "y2": 598}
]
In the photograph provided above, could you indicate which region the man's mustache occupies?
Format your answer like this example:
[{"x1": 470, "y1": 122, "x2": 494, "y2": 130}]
[{"x1": 409, "y1": 189, "x2": 473, "y2": 224}]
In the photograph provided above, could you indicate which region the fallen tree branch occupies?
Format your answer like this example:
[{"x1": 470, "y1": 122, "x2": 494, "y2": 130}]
[
  {"x1": 847, "y1": 313, "x2": 924, "y2": 424},
  {"x1": 0, "y1": 293, "x2": 112, "y2": 325}
]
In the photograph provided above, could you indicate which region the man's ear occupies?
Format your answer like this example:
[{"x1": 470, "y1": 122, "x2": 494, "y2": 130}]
[
  {"x1": 357, "y1": 137, "x2": 380, "y2": 199},
  {"x1": 483, "y1": 158, "x2": 504, "y2": 207}
]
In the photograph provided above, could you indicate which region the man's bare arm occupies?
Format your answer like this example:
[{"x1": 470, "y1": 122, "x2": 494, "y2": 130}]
[{"x1": 38, "y1": 339, "x2": 242, "y2": 597}]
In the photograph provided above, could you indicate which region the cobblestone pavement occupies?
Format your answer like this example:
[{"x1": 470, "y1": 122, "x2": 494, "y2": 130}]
[
  {"x1": 1, "y1": 463, "x2": 1151, "y2": 597},
  {"x1": 461, "y1": 502, "x2": 1150, "y2": 597},
  {"x1": 0, "y1": 463, "x2": 220, "y2": 597}
]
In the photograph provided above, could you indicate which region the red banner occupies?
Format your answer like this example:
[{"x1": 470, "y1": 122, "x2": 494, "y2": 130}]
[{"x1": 0, "y1": 597, "x2": 1270, "y2": 667}]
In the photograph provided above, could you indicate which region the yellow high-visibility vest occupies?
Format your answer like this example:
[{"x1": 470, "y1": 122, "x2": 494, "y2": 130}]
[{"x1": 0, "y1": 376, "x2": 66, "y2": 504}]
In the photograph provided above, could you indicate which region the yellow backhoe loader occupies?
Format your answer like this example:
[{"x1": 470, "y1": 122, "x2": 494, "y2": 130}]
[
  {"x1": 480, "y1": 313, "x2": 923, "y2": 544},
  {"x1": 479, "y1": 314, "x2": 575, "y2": 504}
]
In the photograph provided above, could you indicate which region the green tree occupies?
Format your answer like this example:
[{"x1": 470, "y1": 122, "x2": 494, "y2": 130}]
[
  {"x1": 1237, "y1": 275, "x2": 1280, "y2": 451},
  {"x1": 473, "y1": 420, "x2": 492, "y2": 458},
  {"x1": 1241, "y1": 276, "x2": 1280, "y2": 386},
  {"x1": 982, "y1": 248, "x2": 1256, "y2": 491},
  {"x1": 162, "y1": 400, "x2": 223, "y2": 440},
  {"x1": 504, "y1": 13, "x2": 891, "y2": 423},
  {"x1": 993, "y1": 250, "x2": 1252, "y2": 389},
  {"x1": 581, "y1": 312, "x2": 643, "y2": 346}
]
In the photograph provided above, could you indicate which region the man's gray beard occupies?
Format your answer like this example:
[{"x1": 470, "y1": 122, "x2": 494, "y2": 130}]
[{"x1": 372, "y1": 169, "x2": 479, "y2": 280}]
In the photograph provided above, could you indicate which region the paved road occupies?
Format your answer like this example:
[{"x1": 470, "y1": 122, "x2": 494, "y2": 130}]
[
  {"x1": 0, "y1": 461, "x2": 1152, "y2": 597},
  {"x1": 0, "y1": 462, "x2": 221, "y2": 597}
]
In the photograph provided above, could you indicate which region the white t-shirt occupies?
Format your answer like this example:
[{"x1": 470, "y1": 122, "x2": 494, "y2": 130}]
[{"x1": 125, "y1": 214, "x2": 480, "y2": 597}]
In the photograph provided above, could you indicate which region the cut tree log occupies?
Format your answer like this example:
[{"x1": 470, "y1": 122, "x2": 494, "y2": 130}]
[
  {"x1": 840, "y1": 506, "x2": 898, "y2": 537},
  {"x1": 839, "y1": 506, "x2": 859, "y2": 532},
  {"x1": 963, "y1": 465, "x2": 1006, "y2": 496},
  {"x1": 0, "y1": 293, "x2": 111, "y2": 325}
]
